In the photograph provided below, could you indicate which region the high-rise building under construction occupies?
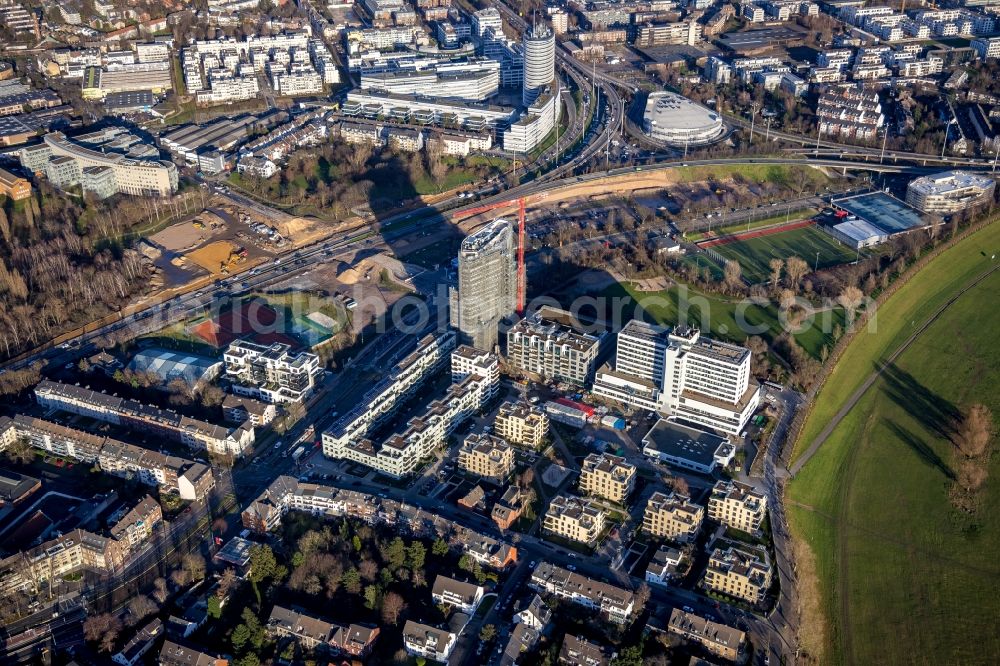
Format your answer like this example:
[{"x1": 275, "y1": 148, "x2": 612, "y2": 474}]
[{"x1": 449, "y1": 219, "x2": 518, "y2": 350}]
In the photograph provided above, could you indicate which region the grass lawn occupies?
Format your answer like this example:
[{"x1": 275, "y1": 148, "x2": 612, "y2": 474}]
[
  {"x1": 413, "y1": 167, "x2": 480, "y2": 195},
  {"x1": 599, "y1": 278, "x2": 838, "y2": 359},
  {"x1": 601, "y1": 280, "x2": 781, "y2": 343},
  {"x1": 787, "y1": 221, "x2": 1000, "y2": 665},
  {"x1": 671, "y1": 164, "x2": 829, "y2": 189},
  {"x1": 711, "y1": 225, "x2": 858, "y2": 283},
  {"x1": 791, "y1": 221, "x2": 1000, "y2": 462}
]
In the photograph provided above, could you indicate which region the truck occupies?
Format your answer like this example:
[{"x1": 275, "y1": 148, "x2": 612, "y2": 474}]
[
  {"x1": 601, "y1": 415, "x2": 627, "y2": 430},
  {"x1": 291, "y1": 446, "x2": 306, "y2": 463}
]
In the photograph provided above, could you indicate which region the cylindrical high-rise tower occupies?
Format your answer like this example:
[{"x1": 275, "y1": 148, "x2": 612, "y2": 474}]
[{"x1": 522, "y1": 23, "x2": 555, "y2": 107}]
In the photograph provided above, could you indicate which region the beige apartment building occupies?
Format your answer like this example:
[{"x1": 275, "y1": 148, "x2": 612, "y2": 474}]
[
  {"x1": 542, "y1": 495, "x2": 606, "y2": 545},
  {"x1": 642, "y1": 491, "x2": 704, "y2": 542},
  {"x1": 458, "y1": 433, "x2": 515, "y2": 482},
  {"x1": 578, "y1": 453, "x2": 636, "y2": 504},
  {"x1": 493, "y1": 400, "x2": 549, "y2": 449},
  {"x1": 707, "y1": 480, "x2": 767, "y2": 534},
  {"x1": 667, "y1": 609, "x2": 745, "y2": 662},
  {"x1": 703, "y1": 546, "x2": 773, "y2": 604}
]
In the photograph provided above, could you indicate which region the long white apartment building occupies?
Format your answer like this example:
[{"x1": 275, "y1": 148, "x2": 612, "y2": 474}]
[
  {"x1": 346, "y1": 26, "x2": 426, "y2": 52},
  {"x1": 20, "y1": 131, "x2": 177, "y2": 198},
  {"x1": 323, "y1": 331, "x2": 457, "y2": 453},
  {"x1": 0, "y1": 415, "x2": 215, "y2": 500},
  {"x1": 270, "y1": 61, "x2": 324, "y2": 96},
  {"x1": 309, "y1": 39, "x2": 341, "y2": 85},
  {"x1": 529, "y1": 562, "x2": 635, "y2": 624},
  {"x1": 224, "y1": 340, "x2": 322, "y2": 404},
  {"x1": 33, "y1": 380, "x2": 255, "y2": 457},
  {"x1": 594, "y1": 322, "x2": 759, "y2": 437},
  {"x1": 973, "y1": 36, "x2": 1000, "y2": 60},
  {"x1": 913, "y1": 8, "x2": 994, "y2": 37},
  {"x1": 360, "y1": 58, "x2": 500, "y2": 101},
  {"x1": 184, "y1": 32, "x2": 332, "y2": 103},
  {"x1": 342, "y1": 90, "x2": 518, "y2": 133},
  {"x1": 323, "y1": 343, "x2": 500, "y2": 477}
]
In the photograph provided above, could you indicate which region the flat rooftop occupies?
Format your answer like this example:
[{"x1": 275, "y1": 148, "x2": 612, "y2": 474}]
[
  {"x1": 642, "y1": 419, "x2": 731, "y2": 468},
  {"x1": 716, "y1": 26, "x2": 806, "y2": 52},
  {"x1": 833, "y1": 192, "x2": 926, "y2": 234}
]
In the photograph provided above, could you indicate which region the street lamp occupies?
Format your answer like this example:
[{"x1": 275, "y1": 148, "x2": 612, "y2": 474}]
[{"x1": 941, "y1": 118, "x2": 956, "y2": 161}]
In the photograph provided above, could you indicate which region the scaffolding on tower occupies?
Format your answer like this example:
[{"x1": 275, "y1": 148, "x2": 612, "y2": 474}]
[{"x1": 452, "y1": 196, "x2": 528, "y2": 316}]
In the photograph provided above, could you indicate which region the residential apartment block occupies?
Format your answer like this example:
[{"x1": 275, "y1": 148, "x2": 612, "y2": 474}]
[
  {"x1": 703, "y1": 546, "x2": 773, "y2": 604},
  {"x1": 431, "y1": 575, "x2": 484, "y2": 613},
  {"x1": 222, "y1": 394, "x2": 277, "y2": 427},
  {"x1": 559, "y1": 634, "x2": 615, "y2": 665},
  {"x1": 578, "y1": 452, "x2": 636, "y2": 504},
  {"x1": 0, "y1": 495, "x2": 164, "y2": 596},
  {"x1": 323, "y1": 342, "x2": 499, "y2": 477},
  {"x1": 0, "y1": 167, "x2": 31, "y2": 200},
  {"x1": 403, "y1": 621, "x2": 456, "y2": 662},
  {"x1": 322, "y1": 332, "x2": 456, "y2": 464},
  {"x1": 33, "y1": 380, "x2": 255, "y2": 457},
  {"x1": 529, "y1": 562, "x2": 635, "y2": 624},
  {"x1": 817, "y1": 85, "x2": 884, "y2": 141},
  {"x1": 506, "y1": 307, "x2": 605, "y2": 386},
  {"x1": 0, "y1": 415, "x2": 215, "y2": 500},
  {"x1": 458, "y1": 433, "x2": 514, "y2": 482},
  {"x1": 159, "y1": 641, "x2": 228, "y2": 666},
  {"x1": 645, "y1": 544, "x2": 682, "y2": 586},
  {"x1": 493, "y1": 400, "x2": 548, "y2": 449},
  {"x1": 241, "y1": 475, "x2": 378, "y2": 533},
  {"x1": 224, "y1": 340, "x2": 322, "y2": 404},
  {"x1": 110, "y1": 495, "x2": 163, "y2": 553},
  {"x1": 708, "y1": 480, "x2": 767, "y2": 534},
  {"x1": 542, "y1": 495, "x2": 606, "y2": 545},
  {"x1": 667, "y1": 608, "x2": 745, "y2": 662},
  {"x1": 266, "y1": 605, "x2": 379, "y2": 656},
  {"x1": 642, "y1": 490, "x2": 704, "y2": 542}
]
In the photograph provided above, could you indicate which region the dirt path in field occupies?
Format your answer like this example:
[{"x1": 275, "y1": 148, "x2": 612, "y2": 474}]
[
  {"x1": 788, "y1": 261, "x2": 1000, "y2": 664},
  {"x1": 789, "y1": 263, "x2": 1000, "y2": 477},
  {"x1": 697, "y1": 218, "x2": 818, "y2": 248}
]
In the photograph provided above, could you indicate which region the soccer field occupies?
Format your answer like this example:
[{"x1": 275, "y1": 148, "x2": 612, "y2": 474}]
[{"x1": 711, "y1": 226, "x2": 858, "y2": 283}]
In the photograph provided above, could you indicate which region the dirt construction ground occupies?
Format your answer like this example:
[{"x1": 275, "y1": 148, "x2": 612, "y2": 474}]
[
  {"x1": 186, "y1": 241, "x2": 239, "y2": 274},
  {"x1": 454, "y1": 170, "x2": 706, "y2": 230}
]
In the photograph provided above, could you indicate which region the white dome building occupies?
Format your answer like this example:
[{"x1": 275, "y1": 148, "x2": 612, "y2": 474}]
[
  {"x1": 522, "y1": 24, "x2": 555, "y2": 107},
  {"x1": 641, "y1": 92, "x2": 725, "y2": 147}
]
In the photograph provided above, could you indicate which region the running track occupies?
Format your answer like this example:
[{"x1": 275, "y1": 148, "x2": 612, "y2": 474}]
[{"x1": 697, "y1": 218, "x2": 818, "y2": 248}]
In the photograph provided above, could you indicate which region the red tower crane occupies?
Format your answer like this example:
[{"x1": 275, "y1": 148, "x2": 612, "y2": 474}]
[{"x1": 452, "y1": 197, "x2": 528, "y2": 315}]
